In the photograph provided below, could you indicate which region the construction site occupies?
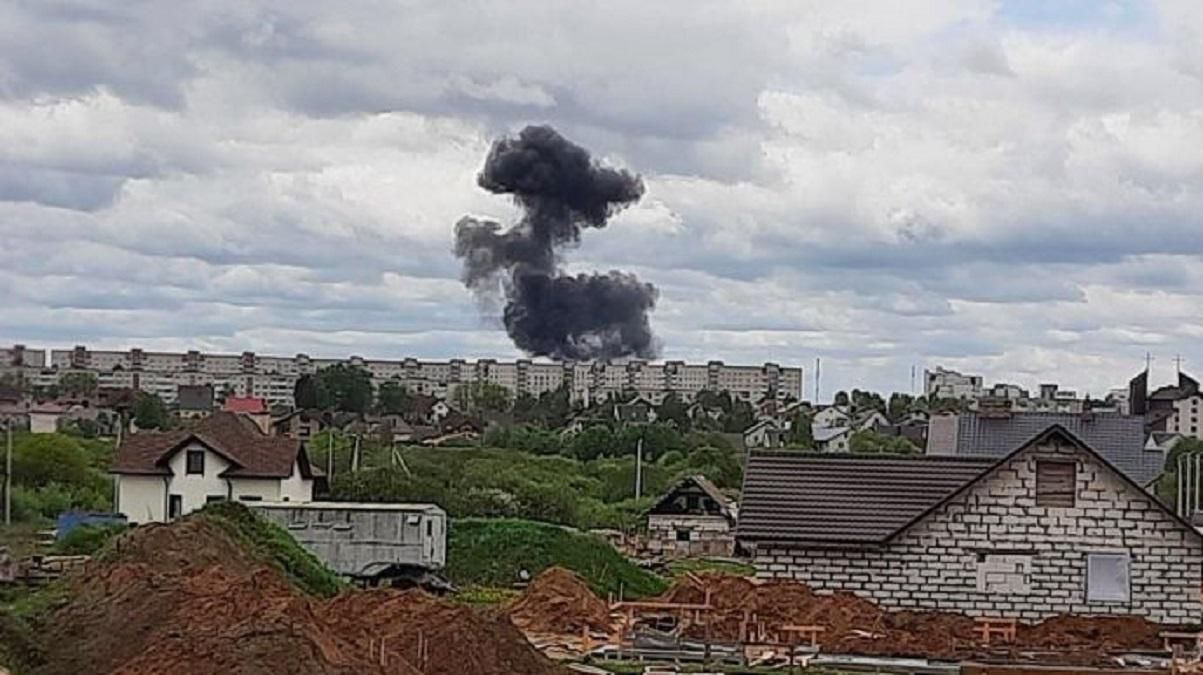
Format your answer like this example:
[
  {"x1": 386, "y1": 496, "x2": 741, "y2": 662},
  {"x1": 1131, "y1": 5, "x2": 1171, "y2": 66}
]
[{"x1": 2, "y1": 512, "x2": 1203, "y2": 675}]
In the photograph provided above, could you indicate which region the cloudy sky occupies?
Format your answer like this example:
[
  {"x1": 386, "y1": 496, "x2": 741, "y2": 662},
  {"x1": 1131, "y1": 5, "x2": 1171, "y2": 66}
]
[{"x1": 3, "y1": 0, "x2": 1203, "y2": 398}]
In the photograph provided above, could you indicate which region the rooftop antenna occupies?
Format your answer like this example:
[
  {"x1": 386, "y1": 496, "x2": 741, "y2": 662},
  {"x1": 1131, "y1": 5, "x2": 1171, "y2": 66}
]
[
  {"x1": 1145, "y1": 352, "x2": 1154, "y2": 373},
  {"x1": 1175, "y1": 354, "x2": 1184, "y2": 377}
]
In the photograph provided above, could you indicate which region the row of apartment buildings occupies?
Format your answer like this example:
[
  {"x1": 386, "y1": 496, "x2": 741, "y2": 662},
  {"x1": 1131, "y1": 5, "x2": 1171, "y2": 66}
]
[
  {"x1": 0, "y1": 345, "x2": 803, "y2": 408},
  {"x1": 924, "y1": 366, "x2": 1091, "y2": 414}
]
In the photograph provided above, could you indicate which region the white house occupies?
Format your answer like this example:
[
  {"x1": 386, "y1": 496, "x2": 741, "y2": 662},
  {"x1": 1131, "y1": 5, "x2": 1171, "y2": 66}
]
[
  {"x1": 852, "y1": 409, "x2": 890, "y2": 431},
  {"x1": 812, "y1": 405, "x2": 851, "y2": 428},
  {"x1": 814, "y1": 425, "x2": 852, "y2": 452},
  {"x1": 111, "y1": 412, "x2": 319, "y2": 523},
  {"x1": 28, "y1": 403, "x2": 67, "y2": 434},
  {"x1": 743, "y1": 419, "x2": 785, "y2": 449}
]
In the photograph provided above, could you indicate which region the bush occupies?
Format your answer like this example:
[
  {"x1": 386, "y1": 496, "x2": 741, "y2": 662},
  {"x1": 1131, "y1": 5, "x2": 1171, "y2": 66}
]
[
  {"x1": 53, "y1": 523, "x2": 128, "y2": 556},
  {"x1": 447, "y1": 519, "x2": 666, "y2": 599}
]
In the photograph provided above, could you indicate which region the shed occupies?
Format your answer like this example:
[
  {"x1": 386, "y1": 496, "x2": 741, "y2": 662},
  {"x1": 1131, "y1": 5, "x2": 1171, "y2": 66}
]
[{"x1": 646, "y1": 475, "x2": 737, "y2": 558}]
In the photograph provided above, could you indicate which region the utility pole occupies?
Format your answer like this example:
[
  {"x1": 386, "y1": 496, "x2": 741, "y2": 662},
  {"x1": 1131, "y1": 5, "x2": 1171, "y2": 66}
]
[
  {"x1": 634, "y1": 437, "x2": 643, "y2": 499},
  {"x1": 327, "y1": 430, "x2": 334, "y2": 478},
  {"x1": 5, "y1": 418, "x2": 12, "y2": 527},
  {"x1": 814, "y1": 358, "x2": 821, "y2": 403}
]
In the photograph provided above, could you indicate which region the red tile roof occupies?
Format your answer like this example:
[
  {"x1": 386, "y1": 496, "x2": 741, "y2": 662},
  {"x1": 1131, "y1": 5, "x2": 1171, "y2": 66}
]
[
  {"x1": 222, "y1": 396, "x2": 268, "y2": 414},
  {"x1": 112, "y1": 412, "x2": 315, "y2": 479}
]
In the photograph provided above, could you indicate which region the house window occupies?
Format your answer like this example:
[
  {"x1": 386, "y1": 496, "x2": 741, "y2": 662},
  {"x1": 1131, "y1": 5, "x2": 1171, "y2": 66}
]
[
  {"x1": 676, "y1": 529, "x2": 692, "y2": 542},
  {"x1": 238, "y1": 495, "x2": 263, "y2": 502},
  {"x1": 1086, "y1": 553, "x2": 1130, "y2": 602},
  {"x1": 206, "y1": 495, "x2": 225, "y2": 504},
  {"x1": 1036, "y1": 461, "x2": 1076, "y2": 507},
  {"x1": 186, "y1": 450, "x2": 205, "y2": 475}
]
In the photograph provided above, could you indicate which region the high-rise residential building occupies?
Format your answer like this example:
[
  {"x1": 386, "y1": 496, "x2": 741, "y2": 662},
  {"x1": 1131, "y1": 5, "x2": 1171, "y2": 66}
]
[{"x1": 16, "y1": 345, "x2": 803, "y2": 408}]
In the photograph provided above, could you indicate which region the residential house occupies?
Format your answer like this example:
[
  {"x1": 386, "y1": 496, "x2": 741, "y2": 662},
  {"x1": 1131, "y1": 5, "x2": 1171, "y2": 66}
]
[
  {"x1": 614, "y1": 397, "x2": 657, "y2": 425},
  {"x1": 405, "y1": 394, "x2": 451, "y2": 426},
  {"x1": 743, "y1": 419, "x2": 785, "y2": 449},
  {"x1": 646, "y1": 475, "x2": 737, "y2": 558},
  {"x1": 177, "y1": 384, "x2": 214, "y2": 420},
  {"x1": 272, "y1": 409, "x2": 324, "y2": 441},
  {"x1": 739, "y1": 426, "x2": 1203, "y2": 623},
  {"x1": 28, "y1": 402, "x2": 67, "y2": 434},
  {"x1": 1147, "y1": 432, "x2": 1185, "y2": 453},
  {"x1": 111, "y1": 411, "x2": 318, "y2": 523},
  {"x1": 813, "y1": 425, "x2": 851, "y2": 452},
  {"x1": 812, "y1": 405, "x2": 851, "y2": 428},
  {"x1": 926, "y1": 411, "x2": 1161, "y2": 486},
  {"x1": 852, "y1": 409, "x2": 890, "y2": 432},
  {"x1": 222, "y1": 396, "x2": 271, "y2": 434}
]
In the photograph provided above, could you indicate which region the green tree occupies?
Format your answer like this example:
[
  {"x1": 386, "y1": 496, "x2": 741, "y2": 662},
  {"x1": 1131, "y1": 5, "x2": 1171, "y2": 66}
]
[
  {"x1": 849, "y1": 429, "x2": 920, "y2": 455},
  {"x1": 654, "y1": 392, "x2": 690, "y2": 430},
  {"x1": 786, "y1": 410, "x2": 814, "y2": 448},
  {"x1": 293, "y1": 374, "x2": 322, "y2": 410},
  {"x1": 572, "y1": 425, "x2": 617, "y2": 461},
  {"x1": 833, "y1": 390, "x2": 850, "y2": 407},
  {"x1": 315, "y1": 364, "x2": 373, "y2": 413},
  {"x1": 376, "y1": 379, "x2": 411, "y2": 414},
  {"x1": 59, "y1": 372, "x2": 99, "y2": 398},
  {"x1": 887, "y1": 392, "x2": 916, "y2": 422},
  {"x1": 13, "y1": 434, "x2": 92, "y2": 487},
  {"x1": 454, "y1": 381, "x2": 513, "y2": 414},
  {"x1": 132, "y1": 391, "x2": 171, "y2": 430}
]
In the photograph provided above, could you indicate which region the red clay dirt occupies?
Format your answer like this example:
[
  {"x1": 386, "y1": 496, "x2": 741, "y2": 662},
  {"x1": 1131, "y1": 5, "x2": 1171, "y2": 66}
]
[
  {"x1": 507, "y1": 567, "x2": 613, "y2": 635},
  {"x1": 35, "y1": 519, "x2": 564, "y2": 675},
  {"x1": 510, "y1": 572, "x2": 1167, "y2": 666}
]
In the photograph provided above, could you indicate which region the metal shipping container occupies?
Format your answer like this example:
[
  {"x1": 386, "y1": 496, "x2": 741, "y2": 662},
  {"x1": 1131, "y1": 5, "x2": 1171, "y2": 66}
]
[{"x1": 250, "y1": 502, "x2": 447, "y2": 580}]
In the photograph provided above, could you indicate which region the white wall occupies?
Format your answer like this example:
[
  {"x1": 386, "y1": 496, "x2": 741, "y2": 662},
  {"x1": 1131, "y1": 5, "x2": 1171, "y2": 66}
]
[
  {"x1": 117, "y1": 475, "x2": 168, "y2": 524},
  {"x1": 165, "y1": 442, "x2": 232, "y2": 516},
  {"x1": 278, "y1": 460, "x2": 314, "y2": 503},
  {"x1": 230, "y1": 478, "x2": 281, "y2": 503},
  {"x1": 28, "y1": 412, "x2": 59, "y2": 434}
]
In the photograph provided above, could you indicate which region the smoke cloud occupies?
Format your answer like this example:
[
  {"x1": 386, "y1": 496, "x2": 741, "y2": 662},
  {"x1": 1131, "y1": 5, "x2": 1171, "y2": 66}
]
[{"x1": 454, "y1": 125, "x2": 659, "y2": 360}]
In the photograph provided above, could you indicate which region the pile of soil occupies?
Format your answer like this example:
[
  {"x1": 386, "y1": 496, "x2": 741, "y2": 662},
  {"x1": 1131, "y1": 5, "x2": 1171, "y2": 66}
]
[
  {"x1": 507, "y1": 567, "x2": 613, "y2": 635},
  {"x1": 647, "y1": 574, "x2": 1163, "y2": 664},
  {"x1": 328, "y1": 590, "x2": 561, "y2": 675},
  {"x1": 34, "y1": 518, "x2": 564, "y2": 675}
]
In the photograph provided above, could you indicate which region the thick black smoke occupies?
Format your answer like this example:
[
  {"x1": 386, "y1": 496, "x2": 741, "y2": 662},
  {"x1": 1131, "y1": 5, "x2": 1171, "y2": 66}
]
[{"x1": 454, "y1": 125, "x2": 659, "y2": 360}]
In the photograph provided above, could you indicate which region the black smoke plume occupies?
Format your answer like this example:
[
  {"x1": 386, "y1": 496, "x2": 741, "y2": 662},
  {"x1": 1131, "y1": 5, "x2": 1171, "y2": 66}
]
[{"x1": 454, "y1": 125, "x2": 659, "y2": 360}]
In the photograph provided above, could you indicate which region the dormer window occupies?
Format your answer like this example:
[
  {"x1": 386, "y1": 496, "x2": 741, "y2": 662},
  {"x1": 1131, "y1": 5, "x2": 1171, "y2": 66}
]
[{"x1": 186, "y1": 450, "x2": 205, "y2": 475}]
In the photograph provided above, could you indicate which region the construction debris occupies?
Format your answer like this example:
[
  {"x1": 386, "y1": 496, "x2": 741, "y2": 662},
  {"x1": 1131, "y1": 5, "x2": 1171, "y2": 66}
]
[{"x1": 509, "y1": 567, "x2": 614, "y2": 636}]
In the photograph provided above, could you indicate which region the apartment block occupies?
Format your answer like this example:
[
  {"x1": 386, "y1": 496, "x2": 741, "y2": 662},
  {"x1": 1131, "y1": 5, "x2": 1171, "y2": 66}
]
[{"x1": 25, "y1": 345, "x2": 802, "y2": 408}]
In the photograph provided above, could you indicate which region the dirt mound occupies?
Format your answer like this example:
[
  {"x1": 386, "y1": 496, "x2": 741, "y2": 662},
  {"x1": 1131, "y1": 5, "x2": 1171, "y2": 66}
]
[
  {"x1": 327, "y1": 590, "x2": 563, "y2": 675},
  {"x1": 35, "y1": 516, "x2": 563, "y2": 675},
  {"x1": 658, "y1": 573, "x2": 756, "y2": 611},
  {"x1": 508, "y1": 567, "x2": 613, "y2": 635},
  {"x1": 1021, "y1": 614, "x2": 1163, "y2": 652}
]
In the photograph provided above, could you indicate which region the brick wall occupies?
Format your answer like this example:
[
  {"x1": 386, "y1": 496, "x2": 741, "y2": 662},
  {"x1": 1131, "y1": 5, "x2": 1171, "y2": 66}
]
[
  {"x1": 648, "y1": 515, "x2": 734, "y2": 558},
  {"x1": 754, "y1": 439, "x2": 1203, "y2": 623}
]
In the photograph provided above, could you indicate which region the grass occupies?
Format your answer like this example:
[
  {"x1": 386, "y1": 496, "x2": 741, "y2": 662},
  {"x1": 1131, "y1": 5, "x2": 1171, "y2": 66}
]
[
  {"x1": 664, "y1": 558, "x2": 756, "y2": 579},
  {"x1": 447, "y1": 518, "x2": 667, "y2": 600},
  {"x1": 51, "y1": 523, "x2": 128, "y2": 556},
  {"x1": 452, "y1": 584, "x2": 522, "y2": 606},
  {"x1": 196, "y1": 502, "x2": 346, "y2": 598}
]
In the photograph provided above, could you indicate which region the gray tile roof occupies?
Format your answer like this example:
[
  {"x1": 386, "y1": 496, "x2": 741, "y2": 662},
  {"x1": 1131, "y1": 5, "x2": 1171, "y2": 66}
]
[
  {"x1": 737, "y1": 452, "x2": 991, "y2": 545},
  {"x1": 955, "y1": 412, "x2": 1162, "y2": 485}
]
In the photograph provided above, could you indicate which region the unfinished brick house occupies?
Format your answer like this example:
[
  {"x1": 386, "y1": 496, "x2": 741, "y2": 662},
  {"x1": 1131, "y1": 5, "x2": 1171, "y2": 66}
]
[
  {"x1": 738, "y1": 426, "x2": 1203, "y2": 623},
  {"x1": 646, "y1": 475, "x2": 737, "y2": 558}
]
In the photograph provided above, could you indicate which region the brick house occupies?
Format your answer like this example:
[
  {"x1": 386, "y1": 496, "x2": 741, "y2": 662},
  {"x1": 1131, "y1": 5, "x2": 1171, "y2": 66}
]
[
  {"x1": 738, "y1": 426, "x2": 1203, "y2": 623},
  {"x1": 647, "y1": 475, "x2": 737, "y2": 558}
]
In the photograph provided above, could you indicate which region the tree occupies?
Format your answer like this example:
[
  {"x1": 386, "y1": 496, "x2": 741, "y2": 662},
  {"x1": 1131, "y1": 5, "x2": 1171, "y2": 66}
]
[
  {"x1": 59, "y1": 372, "x2": 98, "y2": 398},
  {"x1": 833, "y1": 390, "x2": 850, "y2": 407},
  {"x1": 315, "y1": 364, "x2": 373, "y2": 413},
  {"x1": 655, "y1": 392, "x2": 690, "y2": 430},
  {"x1": 851, "y1": 389, "x2": 886, "y2": 414},
  {"x1": 293, "y1": 374, "x2": 322, "y2": 410},
  {"x1": 887, "y1": 392, "x2": 916, "y2": 422},
  {"x1": 13, "y1": 434, "x2": 92, "y2": 487},
  {"x1": 132, "y1": 392, "x2": 171, "y2": 430},
  {"x1": 376, "y1": 379, "x2": 411, "y2": 414},
  {"x1": 453, "y1": 381, "x2": 512, "y2": 414},
  {"x1": 786, "y1": 410, "x2": 813, "y2": 448},
  {"x1": 572, "y1": 425, "x2": 617, "y2": 461},
  {"x1": 849, "y1": 429, "x2": 920, "y2": 455}
]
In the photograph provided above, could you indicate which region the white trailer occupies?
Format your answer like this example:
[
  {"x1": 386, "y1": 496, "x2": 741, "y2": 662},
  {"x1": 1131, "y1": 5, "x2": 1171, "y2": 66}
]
[{"x1": 250, "y1": 501, "x2": 448, "y2": 587}]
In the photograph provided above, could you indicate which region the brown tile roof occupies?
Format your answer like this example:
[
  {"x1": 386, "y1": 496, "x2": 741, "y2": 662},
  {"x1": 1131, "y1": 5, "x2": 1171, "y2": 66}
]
[
  {"x1": 737, "y1": 452, "x2": 991, "y2": 546},
  {"x1": 112, "y1": 411, "x2": 315, "y2": 479}
]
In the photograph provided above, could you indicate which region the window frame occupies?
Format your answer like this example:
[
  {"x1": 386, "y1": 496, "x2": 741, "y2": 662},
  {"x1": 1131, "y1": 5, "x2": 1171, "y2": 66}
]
[
  {"x1": 675, "y1": 528, "x2": 692, "y2": 542},
  {"x1": 1085, "y1": 551, "x2": 1131, "y2": 603},
  {"x1": 185, "y1": 450, "x2": 205, "y2": 476},
  {"x1": 1035, "y1": 459, "x2": 1077, "y2": 507}
]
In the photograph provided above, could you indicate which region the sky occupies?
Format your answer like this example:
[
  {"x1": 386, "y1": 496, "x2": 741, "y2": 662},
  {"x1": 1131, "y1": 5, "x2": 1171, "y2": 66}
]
[{"x1": 2, "y1": 0, "x2": 1203, "y2": 398}]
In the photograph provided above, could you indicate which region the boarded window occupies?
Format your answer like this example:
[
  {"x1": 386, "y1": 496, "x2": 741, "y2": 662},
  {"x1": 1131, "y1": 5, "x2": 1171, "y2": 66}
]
[
  {"x1": 1087, "y1": 553, "x2": 1130, "y2": 602},
  {"x1": 1036, "y1": 460, "x2": 1076, "y2": 507}
]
